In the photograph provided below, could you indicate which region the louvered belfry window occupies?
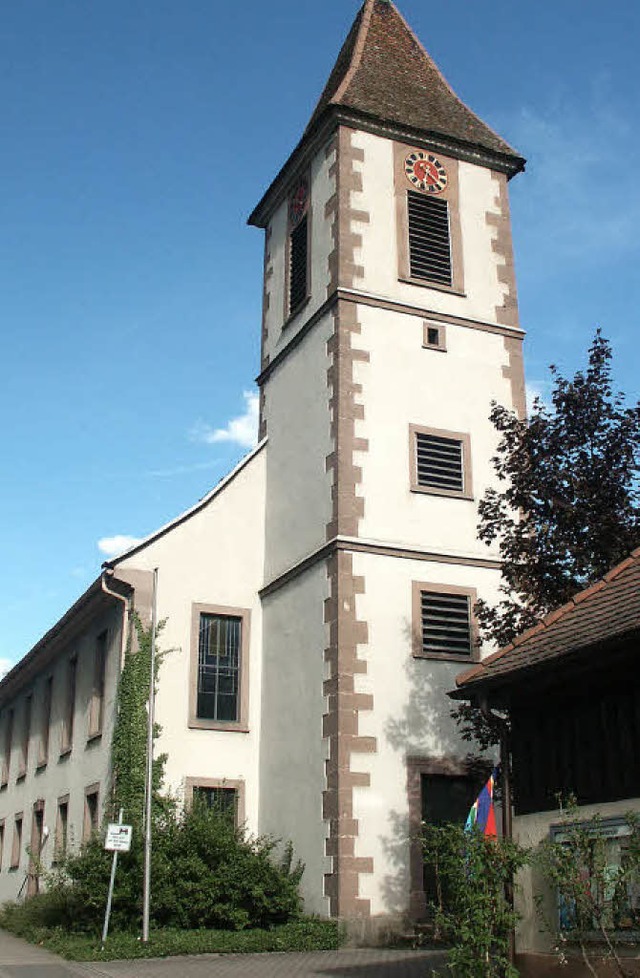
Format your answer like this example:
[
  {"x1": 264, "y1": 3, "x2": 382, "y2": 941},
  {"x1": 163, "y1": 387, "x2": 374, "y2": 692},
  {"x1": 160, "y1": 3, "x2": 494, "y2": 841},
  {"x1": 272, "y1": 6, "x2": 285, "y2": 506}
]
[
  {"x1": 288, "y1": 177, "x2": 309, "y2": 314},
  {"x1": 416, "y1": 430, "x2": 464, "y2": 493},
  {"x1": 421, "y1": 590, "x2": 472, "y2": 657},
  {"x1": 407, "y1": 190, "x2": 452, "y2": 286}
]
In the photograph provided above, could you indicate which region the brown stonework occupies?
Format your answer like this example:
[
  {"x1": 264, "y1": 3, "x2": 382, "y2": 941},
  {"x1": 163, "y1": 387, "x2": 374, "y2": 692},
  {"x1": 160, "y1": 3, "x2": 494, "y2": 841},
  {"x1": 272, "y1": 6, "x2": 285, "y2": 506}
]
[
  {"x1": 258, "y1": 223, "x2": 273, "y2": 440},
  {"x1": 325, "y1": 300, "x2": 369, "y2": 540},
  {"x1": 502, "y1": 335, "x2": 526, "y2": 420},
  {"x1": 486, "y1": 172, "x2": 520, "y2": 329},
  {"x1": 323, "y1": 549, "x2": 376, "y2": 918},
  {"x1": 326, "y1": 127, "x2": 369, "y2": 297}
]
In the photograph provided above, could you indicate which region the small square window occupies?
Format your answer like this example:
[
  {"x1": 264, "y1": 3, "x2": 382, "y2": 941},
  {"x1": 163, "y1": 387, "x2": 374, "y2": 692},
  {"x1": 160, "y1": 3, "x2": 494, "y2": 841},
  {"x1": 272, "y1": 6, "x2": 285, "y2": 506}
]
[{"x1": 423, "y1": 322, "x2": 446, "y2": 351}]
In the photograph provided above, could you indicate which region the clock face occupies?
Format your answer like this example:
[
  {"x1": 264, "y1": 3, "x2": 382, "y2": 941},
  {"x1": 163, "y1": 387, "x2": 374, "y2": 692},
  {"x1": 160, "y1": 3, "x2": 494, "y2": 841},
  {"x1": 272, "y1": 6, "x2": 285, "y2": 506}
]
[
  {"x1": 404, "y1": 151, "x2": 448, "y2": 194},
  {"x1": 289, "y1": 179, "x2": 309, "y2": 226}
]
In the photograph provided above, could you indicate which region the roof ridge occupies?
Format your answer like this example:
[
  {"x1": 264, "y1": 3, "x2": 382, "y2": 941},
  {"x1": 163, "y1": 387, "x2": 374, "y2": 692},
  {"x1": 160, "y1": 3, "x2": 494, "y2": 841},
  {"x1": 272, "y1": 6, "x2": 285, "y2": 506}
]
[{"x1": 331, "y1": 0, "x2": 374, "y2": 107}]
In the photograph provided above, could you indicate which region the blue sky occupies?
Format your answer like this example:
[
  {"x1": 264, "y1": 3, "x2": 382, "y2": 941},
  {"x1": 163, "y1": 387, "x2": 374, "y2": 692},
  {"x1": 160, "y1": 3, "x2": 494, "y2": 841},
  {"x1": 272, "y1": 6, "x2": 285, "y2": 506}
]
[{"x1": 2, "y1": 0, "x2": 639, "y2": 673}]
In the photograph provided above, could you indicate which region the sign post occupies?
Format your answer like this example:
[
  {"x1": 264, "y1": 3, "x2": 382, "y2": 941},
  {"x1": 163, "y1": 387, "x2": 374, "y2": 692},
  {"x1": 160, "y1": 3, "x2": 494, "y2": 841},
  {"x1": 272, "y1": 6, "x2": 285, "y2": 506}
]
[{"x1": 101, "y1": 810, "x2": 132, "y2": 948}]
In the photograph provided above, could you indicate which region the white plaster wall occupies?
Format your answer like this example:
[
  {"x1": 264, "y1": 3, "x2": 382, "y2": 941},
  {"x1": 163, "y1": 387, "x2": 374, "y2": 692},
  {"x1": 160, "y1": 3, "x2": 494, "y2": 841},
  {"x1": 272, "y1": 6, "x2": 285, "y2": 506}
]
[
  {"x1": 514, "y1": 798, "x2": 640, "y2": 954},
  {"x1": 263, "y1": 137, "x2": 335, "y2": 364},
  {"x1": 350, "y1": 129, "x2": 516, "y2": 327},
  {"x1": 0, "y1": 603, "x2": 123, "y2": 904},
  {"x1": 263, "y1": 311, "x2": 333, "y2": 581},
  {"x1": 347, "y1": 551, "x2": 503, "y2": 916},
  {"x1": 117, "y1": 447, "x2": 266, "y2": 832},
  {"x1": 259, "y1": 564, "x2": 330, "y2": 916},
  {"x1": 354, "y1": 301, "x2": 512, "y2": 556}
]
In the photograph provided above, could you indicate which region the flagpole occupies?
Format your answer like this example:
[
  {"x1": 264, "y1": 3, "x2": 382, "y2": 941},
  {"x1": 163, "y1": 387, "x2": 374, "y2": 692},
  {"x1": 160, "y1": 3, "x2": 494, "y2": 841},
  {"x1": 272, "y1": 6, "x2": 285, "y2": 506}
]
[{"x1": 142, "y1": 567, "x2": 158, "y2": 944}]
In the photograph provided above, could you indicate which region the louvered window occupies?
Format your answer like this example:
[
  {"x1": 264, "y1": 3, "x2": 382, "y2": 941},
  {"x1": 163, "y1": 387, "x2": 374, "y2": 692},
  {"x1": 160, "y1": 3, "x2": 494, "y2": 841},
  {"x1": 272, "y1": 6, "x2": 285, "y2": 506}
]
[
  {"x1": 420, "y1": 590, "x2": 472, "y2": 657},
  {"x1": 416, "y1": 431, "x2": 464, "y2": 493},
  {"x1": 407, "y1": 190, "x2": 452, "y2": 286},
  {"x1": 289, "y1": 215, "x2": 308, "y2": 312}
]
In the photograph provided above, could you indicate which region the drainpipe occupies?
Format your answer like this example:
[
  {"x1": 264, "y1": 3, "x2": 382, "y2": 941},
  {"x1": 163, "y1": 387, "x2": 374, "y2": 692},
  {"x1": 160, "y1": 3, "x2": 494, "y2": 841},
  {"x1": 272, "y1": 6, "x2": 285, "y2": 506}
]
[{"x1": 101, "y1": 569, "x2": 133, "y2": 673}]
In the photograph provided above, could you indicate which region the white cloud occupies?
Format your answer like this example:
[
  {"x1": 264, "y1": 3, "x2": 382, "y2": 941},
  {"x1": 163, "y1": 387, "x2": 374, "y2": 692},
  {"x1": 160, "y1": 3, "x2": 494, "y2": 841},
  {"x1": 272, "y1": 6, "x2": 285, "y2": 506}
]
[
  {"x1": 97, "y1": 534, "x2": 143, "y2": 558},
  {"x1": 526, "y1": 380, "x2": 552, "y2": 413},
  {"x1": 191, "y1": 391, "x2": 259, "y2": 450},
  {"x1": 0, "y1": 658, "x2": 14, "y2": 681}
]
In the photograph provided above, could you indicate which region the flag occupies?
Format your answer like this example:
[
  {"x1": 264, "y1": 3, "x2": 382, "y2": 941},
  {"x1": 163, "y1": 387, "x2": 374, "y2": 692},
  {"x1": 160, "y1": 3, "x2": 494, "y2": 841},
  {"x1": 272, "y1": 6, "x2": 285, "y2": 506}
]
[{"x1": 465, "y1": 768, "x2": 498, "y2": 838}]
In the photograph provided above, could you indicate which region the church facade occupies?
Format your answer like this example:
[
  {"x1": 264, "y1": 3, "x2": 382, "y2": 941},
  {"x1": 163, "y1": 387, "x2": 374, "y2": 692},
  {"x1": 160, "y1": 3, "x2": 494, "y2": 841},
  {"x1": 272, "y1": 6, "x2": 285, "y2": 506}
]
[{"x1": 0, "y1": 0, "x2": 526, "y2": 933}]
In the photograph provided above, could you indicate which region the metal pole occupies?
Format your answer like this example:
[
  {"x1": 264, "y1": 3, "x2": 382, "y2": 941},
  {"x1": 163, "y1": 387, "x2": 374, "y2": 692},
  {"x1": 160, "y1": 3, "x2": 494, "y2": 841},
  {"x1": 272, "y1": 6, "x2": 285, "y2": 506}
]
[
  {"x1": 101, "y1": 808, "x2": 124, "y2": 948},
  {"x1": 141, "y1": 568, "x2": 158, "y2": 943}
]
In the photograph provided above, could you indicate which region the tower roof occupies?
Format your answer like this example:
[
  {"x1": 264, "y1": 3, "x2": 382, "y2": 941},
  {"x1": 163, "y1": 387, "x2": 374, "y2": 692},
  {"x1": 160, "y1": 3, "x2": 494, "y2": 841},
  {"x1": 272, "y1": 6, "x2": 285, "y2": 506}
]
[
  {"x1": 306, "y1": 0, "x2": 521, "y2": 163},
  {"x1": 249, "y1": 0, "x2": 524, "y2": 227}
]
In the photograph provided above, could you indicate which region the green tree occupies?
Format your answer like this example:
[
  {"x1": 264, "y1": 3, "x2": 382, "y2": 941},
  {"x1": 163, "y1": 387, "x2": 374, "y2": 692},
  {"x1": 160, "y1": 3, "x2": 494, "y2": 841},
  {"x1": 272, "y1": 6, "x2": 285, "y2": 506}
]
[
  {"x1": 453, "y1": 331, "x2": 640, "y2": 746},
  {"x1": 476, "y1": 329, "x2": 640, "y2": 650}
]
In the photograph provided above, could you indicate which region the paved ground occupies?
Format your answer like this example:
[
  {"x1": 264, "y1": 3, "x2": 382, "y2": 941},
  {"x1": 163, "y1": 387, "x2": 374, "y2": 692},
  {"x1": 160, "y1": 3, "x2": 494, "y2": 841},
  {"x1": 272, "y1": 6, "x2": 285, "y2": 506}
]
[{"x1": 0, "y1": 930, "x2": 446, "y2": 978}]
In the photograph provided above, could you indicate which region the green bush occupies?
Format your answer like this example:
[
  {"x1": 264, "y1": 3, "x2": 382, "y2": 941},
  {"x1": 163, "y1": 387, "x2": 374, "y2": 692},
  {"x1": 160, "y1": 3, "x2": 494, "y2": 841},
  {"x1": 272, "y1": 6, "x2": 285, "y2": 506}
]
[
  {"x1": 423, "y1": 823, "x2": 529, "y2": 978},
  {"x1": 4, "y1": 802, "x2": 304, "y2": 936}
]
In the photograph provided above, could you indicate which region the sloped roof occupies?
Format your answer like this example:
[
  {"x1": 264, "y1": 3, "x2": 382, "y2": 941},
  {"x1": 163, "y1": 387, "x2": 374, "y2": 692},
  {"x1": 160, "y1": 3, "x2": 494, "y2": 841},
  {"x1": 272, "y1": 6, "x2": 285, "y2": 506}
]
[
  {"x1": 305, "y1": 0, "x2": 522, "y2": 164},
  {"x1": 455, "y1": 547, "x2": 640, "y2": 694}
]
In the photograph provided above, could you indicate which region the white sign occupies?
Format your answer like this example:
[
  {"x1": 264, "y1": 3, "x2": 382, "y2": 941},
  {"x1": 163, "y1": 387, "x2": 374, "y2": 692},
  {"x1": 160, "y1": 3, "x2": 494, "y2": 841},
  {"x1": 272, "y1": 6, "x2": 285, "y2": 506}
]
[{"x1": 104, "y1": 823, "x2": 133, "y2": 852}]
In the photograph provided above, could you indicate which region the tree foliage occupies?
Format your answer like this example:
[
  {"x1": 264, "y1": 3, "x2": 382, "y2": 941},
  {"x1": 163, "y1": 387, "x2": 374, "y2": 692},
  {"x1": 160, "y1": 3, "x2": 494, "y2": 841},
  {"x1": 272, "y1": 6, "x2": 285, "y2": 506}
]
[{"x1": 476, "y1": 330, "x2": 640, "y2": 649}]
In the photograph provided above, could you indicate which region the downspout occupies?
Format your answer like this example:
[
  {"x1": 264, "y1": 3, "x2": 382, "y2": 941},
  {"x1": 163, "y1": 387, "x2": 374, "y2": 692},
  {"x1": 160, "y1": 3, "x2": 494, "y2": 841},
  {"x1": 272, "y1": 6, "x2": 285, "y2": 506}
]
[
  {"x1": 479, "y1": 693, "x2": 515, "y2": 966},
  {"x1": 101, "y1": 569, "x2": 133, "y2": 673}
]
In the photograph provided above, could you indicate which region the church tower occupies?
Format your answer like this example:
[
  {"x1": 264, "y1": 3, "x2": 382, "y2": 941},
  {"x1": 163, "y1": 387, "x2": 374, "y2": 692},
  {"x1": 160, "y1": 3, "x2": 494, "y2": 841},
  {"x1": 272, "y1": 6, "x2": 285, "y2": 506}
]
[{"x1": 250, "y1": 0, "x2": 525, "y2": 928}]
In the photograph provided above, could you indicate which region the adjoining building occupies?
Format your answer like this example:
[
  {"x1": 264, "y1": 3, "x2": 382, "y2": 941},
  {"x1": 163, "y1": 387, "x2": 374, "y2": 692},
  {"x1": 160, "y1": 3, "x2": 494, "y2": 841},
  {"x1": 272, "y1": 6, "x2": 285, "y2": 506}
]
[
  {"x1": 453, "y1": 549, "x2": 640, "y2": 975},
  {"x1": 0, "y1": 0, "x2": 526, "y2": 934}
]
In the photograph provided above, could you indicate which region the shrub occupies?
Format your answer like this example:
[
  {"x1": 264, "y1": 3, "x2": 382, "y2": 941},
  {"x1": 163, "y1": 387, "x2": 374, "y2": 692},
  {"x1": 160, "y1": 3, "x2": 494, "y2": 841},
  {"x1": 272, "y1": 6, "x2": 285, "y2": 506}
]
[
  {"x1": 6, "y1": 802, "x2": 304, "y2": 936},
  {"x1": 423, "y1": 823, "x2": 529, "y2": 978}
]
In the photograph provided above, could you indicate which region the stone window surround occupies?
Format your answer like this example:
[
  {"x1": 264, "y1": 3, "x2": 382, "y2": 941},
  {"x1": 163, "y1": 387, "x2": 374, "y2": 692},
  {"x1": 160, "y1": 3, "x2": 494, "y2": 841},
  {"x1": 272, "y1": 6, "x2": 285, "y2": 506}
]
[
  {"x1": 1, "y1": 708, "x2": 14, "y2": 788},
  {"x1": 409, "y1": 423, "x2": 473, "y2": 500},
  {"x1": 88, "y1": 629, "x2": 108, "y2": 741},
  {"x1": 184, "y1": 776, "x2": 246, "y2": 828},
  {"x1": 407, "y1": 755, "x2": 475, "y2": 919},
  {"x1": 83, "y1": 782, "x2": 100, "y2": 842},
  {"x1": 54, "y1": 793, "x2": 70, "y2": 863},
  {"x1": 422, "y1": 319, "x2": 447, "y2": 352},
  {"x1": 60, "y1": 656, "x2": 78, "y2": 757},
  {"x1": 283, "y1": 172, "x2": 312, "y2": 326},
  {"x1": 10, "y1": 811, "x2": 23, "y2": 870},
  {"x1": 27, "y1": 798, "x2": 45, "y2": 897},
  {"x1": 411, "y1": 580, "x2": 479, "y2": 663},
  {"x1": 0, "y1": 818, "x2": 4, "y2": 871},
  {"x1": 17, "y1": 693, "x2": 32, "y2": 782},
  {"x1": 37, "y1": 675, "x2": 54, "y2": 770},
  {"x1": 394, "y1": 141, "x2": 464, "y2": 296},
  {"x1": 188, "y1": 603, "x2": 251, "y2": 732}
]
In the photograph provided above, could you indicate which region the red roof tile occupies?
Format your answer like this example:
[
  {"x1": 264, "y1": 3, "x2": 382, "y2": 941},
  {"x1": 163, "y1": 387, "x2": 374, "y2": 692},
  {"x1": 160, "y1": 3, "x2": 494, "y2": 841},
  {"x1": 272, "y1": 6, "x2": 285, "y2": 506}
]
[{"x1": 305, "y1": 0, "x2": 523, "y2": 165}]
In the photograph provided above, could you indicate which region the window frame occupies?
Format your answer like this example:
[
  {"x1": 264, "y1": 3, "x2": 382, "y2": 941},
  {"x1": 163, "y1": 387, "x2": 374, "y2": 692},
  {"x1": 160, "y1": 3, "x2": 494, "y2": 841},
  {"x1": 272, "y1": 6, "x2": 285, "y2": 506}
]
[
  {"x1": 1, "y1": 708, "x2": 14, "y2": 788},
  {"x1": 409, "y1": 424, "x2": 473, "y2": 500},
  {"x1": 60, "y1": 656, "x2": 77, "y2": 756},
  {"x1": 185, "y1": 777, "x2": 245, "y2": 828},
  {"x1": 10, "y1": 812, "x2": 23, "y2": 871},
  {"x1": 54, "y1": 794, "x2": 70, "y2": 864},
  {"x1": 284, "y1": 174, "x2": 311, "y2": 323},
  {"x1": 394, "y1": 142, "x2": 464, "y2": 295},
  {"x1": 0, "y1": 818, "x2": 4, "y2": 871},
  {"x1": 422, "y1": 320, "x2": 447, "y2": 353},
  {"x1": 412, "y1": 580, "x2": 479, "y2": 663},
  {"x1": 83, "y1": 783, "x2": 100, "y2": 842},
  {"x1": 88, "y1": 630, "x2": 108, "y2": 740},
  {"x1": 37, "y1": 676, "x2": 53, "y2": 769},
  {"x1": 188, "y1": 603, "x2": 251, "y2": 732},
  {"x1": 17, "y1": 693, "x2": 32, "y2": 781},
  {"x1": 27, "y1": 799, "x2": 45, "y2": 897}
]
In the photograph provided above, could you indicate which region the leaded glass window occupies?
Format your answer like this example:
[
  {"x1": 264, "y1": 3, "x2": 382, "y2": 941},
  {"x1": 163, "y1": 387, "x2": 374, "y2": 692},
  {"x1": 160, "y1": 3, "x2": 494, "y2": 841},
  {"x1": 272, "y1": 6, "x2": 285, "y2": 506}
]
[{"x1": 197, "y1": 614, "x2": 241, "y2": 722}]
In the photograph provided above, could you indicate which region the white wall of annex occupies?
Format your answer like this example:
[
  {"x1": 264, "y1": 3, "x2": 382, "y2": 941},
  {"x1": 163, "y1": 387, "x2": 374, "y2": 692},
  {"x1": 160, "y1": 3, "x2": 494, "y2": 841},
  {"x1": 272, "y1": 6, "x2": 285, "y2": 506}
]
[
  {"x1": 350, "y1": 129, "x2": 515, "y2": 328},
  {"x1": 263, "y1": 311, "x2": 333, "y2": 581},
  {"x1": 0, "y1": 603, "x2": 123, "y2": 905},
  {"x1": 262, "y1": 137, "x2": 335, "y2": 364},
  {"x1": 347, "y1": 551, "x2": 503, "y2": 916},
  {"x1": 354, "y1": 301, "x2": 513, "y2": 556},
  {"x1": 513, "y1": 798, "x2": 640, "y2": 955},
  {"x1": 117, "y1": 447, "x2": 266, "y2": 832},
  {"x1": 259, "y1": 564, "x2": 330, "y2": 917}
]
